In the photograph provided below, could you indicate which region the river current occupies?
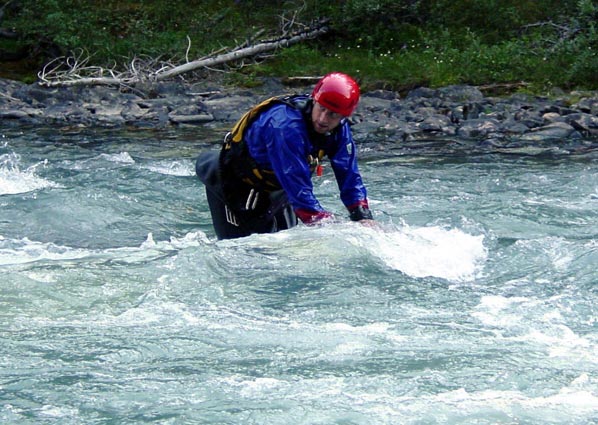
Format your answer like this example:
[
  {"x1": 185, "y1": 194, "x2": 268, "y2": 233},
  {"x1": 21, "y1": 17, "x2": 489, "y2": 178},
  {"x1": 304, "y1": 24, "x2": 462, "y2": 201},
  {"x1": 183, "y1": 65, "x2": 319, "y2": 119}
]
[{"x1": 1, "y1": 126, "x2": 597, "y2": 424}]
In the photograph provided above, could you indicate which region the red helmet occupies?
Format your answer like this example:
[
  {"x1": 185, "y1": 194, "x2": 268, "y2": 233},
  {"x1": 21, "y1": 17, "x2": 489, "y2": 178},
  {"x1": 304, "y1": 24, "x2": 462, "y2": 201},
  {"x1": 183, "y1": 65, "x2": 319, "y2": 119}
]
[{"x1": 311, "y1": 72, "x2": 360, "y2": 116}]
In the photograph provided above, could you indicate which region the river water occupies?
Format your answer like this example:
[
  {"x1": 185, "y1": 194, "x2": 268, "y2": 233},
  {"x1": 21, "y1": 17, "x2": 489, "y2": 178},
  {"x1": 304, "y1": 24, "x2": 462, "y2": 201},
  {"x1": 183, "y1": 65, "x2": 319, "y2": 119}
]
[{"x1": 1, "y1": 125, "x2": 597, "y2": 424}]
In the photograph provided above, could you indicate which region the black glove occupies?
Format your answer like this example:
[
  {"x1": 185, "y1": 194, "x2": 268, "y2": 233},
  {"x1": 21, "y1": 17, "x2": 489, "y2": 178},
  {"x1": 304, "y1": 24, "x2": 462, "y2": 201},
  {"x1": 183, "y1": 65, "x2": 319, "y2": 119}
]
[{"x1": 349, "y1": 205, "x2": 373, "y2": 221}]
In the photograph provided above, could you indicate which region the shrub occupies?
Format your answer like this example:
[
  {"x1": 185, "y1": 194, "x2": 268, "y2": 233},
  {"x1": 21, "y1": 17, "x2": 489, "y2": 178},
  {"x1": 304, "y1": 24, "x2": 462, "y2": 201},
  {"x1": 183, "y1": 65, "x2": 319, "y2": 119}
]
[{"x1": 1, "y1": 0, "x2": 597, "y2": 90}]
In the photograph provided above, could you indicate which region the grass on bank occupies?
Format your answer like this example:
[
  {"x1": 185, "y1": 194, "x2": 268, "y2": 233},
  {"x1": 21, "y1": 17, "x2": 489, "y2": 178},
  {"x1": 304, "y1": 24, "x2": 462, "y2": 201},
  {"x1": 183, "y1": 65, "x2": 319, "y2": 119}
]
[
  {"x1": 1, "y1": 0, "x2": 597, "y2": 93},
  {"x1": 241, "y1": 31, "x2": 597, "y2": 95}
]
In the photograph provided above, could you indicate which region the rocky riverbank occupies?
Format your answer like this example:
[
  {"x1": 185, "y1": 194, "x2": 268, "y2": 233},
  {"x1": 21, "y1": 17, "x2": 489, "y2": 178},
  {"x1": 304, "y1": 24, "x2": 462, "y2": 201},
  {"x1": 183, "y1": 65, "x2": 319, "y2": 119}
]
[{"x1": 1, "y1": 77, "x2": 597, "y2": 152}]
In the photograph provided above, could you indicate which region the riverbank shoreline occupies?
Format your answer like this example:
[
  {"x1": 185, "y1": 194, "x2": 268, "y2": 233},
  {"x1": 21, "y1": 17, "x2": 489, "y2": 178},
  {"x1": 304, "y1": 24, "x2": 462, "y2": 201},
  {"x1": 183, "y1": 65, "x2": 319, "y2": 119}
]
[{"x1": 1, "y1": 77, "x2": 597, "y2": 154}]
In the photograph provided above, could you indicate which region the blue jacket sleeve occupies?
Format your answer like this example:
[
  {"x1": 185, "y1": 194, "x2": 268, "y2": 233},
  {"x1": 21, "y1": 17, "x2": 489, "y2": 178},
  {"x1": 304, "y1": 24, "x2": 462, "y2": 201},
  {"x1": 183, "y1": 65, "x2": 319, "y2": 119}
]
[{"x1": 329, "y1": 123, "x2": 369, "y2": 210}]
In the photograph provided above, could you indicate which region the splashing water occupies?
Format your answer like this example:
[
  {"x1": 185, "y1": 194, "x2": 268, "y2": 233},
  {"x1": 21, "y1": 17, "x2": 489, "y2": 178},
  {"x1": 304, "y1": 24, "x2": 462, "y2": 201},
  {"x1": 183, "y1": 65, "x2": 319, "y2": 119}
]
[
  {"x1": 0, "y1": 127, "x2": 597, "y2": 424},
  {"x1": 0, "y1": 152, "x2": 58, "y2": 195}
]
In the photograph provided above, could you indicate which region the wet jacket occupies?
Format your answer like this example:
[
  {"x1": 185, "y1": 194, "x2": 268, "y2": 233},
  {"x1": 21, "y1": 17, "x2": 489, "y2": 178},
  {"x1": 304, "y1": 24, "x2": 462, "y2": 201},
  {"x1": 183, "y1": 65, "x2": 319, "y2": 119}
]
[{"x1": 241, "y1": 95, "x2": 369, "y2": 222}]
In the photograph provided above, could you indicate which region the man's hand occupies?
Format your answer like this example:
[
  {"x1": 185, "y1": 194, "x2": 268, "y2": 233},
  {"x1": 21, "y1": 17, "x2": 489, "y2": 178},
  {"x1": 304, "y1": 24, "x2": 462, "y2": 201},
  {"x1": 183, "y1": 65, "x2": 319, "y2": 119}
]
[{"x1": 349, "y1": 204, "x2": 373, "y2": 221}]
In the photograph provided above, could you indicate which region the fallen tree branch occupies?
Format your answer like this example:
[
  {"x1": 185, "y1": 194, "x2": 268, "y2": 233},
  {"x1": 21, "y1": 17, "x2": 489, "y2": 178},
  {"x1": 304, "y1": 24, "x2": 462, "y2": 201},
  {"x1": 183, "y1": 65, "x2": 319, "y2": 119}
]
[
  {"x1": 0, "y1": 91, "x2": 19, "y2": 101},
  {"x1": 37, "y1": 20, "x2": 330, "y2": 88},
  {"x1": 153, "y1": 23, "x2": 328, "y2": 80}
]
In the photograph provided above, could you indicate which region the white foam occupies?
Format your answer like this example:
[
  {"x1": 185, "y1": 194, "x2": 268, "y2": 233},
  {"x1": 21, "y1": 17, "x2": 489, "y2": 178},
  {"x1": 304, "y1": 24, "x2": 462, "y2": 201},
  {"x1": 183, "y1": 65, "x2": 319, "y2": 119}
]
[
  {"x1": 472, "y1": 295, "x2": 529, "y2": 327},
  {"x1": 229, "y1": 222, "x2": 487, "y2": 282},
  {"x1": 0, "y1": 230, "x2": 211, "y2": 267},
  {"x1": 0, "y1": 236, "x2": 89, "y2": 266},
  {"x1": 323, "y1": 322, "x2": 391, "y2": 334},
  {"x1": 364, "y1": 224, "x2": 487, "y2": 282},
  {"x1": 0, "y1": 152, "x2": 58, "y2": 195},
  {"x1": 142, "y1": 160, "x2": 195, "y2": 176},
  {"x1": 140, "y1": 231, "x2": 211, "y2": 250},
  {"x1": 219, "y1": 376, "x2": 290, "y2": 398},
  {"x1": 113, "y1": 300, "x2": 202, "y2": 326},
  {"x1": 432, "y1": 386, "x2": 598, "y2": 415},
  {"x1": 39, "y1": 404, "x2": 78, "y2": 419},
  {"x1": 472, "y1": 295, "x2": 598, "y2": 364},
  {"x1": 100, "y1": 152, "x2": 135, "y2": 164}
]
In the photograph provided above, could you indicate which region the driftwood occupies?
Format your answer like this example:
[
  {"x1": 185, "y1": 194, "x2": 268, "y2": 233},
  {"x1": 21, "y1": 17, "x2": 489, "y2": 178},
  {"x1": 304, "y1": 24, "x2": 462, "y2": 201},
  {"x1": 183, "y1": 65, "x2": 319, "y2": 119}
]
[
  {"x1": 155, "y1": 25, "x2": 328, "y2": 80},
  {"x1": 37, "y1": 21, "x2": 330, "y2": 88}
]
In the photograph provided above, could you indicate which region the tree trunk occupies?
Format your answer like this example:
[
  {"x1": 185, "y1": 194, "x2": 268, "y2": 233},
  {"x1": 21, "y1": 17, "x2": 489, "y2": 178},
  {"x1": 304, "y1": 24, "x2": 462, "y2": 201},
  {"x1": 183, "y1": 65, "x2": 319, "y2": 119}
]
[{"x1": 154, "y1": 25, "x2": 329, "y2": 81}]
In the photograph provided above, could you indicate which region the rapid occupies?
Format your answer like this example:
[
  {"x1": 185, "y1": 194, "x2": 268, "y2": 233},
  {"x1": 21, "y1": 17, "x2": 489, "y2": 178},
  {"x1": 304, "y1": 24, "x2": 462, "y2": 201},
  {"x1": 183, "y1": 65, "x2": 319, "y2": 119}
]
[{"x1": 1, "y1": 126, "x2": 597, "y2": 424}]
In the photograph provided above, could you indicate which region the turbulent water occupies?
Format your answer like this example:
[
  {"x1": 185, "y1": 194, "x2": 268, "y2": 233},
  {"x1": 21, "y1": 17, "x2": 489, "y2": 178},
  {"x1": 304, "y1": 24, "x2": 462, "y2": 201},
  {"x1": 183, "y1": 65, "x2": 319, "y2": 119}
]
[{"x1": 1, "y1": 126, "x2": 597, "y2": 424}]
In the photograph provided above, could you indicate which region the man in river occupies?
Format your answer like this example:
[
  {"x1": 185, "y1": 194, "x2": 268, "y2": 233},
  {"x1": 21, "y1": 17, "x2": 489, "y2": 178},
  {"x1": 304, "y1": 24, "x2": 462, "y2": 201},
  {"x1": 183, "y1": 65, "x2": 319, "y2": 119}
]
[{"x1": 195, "y1": 72, "x2": 373, "y2": 239}]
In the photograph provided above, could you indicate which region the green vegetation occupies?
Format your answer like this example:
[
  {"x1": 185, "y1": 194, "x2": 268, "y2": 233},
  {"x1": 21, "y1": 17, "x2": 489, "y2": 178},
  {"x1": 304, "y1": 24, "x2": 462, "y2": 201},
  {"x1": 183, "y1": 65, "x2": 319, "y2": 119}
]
[{"x1": 1, "y1": 0, "x2": 597, "y2": 91}]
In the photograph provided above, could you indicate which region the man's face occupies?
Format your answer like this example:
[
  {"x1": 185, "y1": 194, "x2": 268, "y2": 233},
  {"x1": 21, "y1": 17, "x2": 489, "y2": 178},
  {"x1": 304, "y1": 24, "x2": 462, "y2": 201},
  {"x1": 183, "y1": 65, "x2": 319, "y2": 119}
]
[{"x1": 311, "y1": 101, "x2": 344, "y2": 134}]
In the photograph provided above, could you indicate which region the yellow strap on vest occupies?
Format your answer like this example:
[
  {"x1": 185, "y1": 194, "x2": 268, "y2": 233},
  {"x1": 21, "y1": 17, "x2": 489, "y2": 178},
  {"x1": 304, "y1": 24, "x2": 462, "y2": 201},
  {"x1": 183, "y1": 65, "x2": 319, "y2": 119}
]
[
  {"x1": 230, "y1": 96, "x2": 281, "y2": 143},
  {"x1": 224, "y1": 94, "x2": 324, "y2": 186}
]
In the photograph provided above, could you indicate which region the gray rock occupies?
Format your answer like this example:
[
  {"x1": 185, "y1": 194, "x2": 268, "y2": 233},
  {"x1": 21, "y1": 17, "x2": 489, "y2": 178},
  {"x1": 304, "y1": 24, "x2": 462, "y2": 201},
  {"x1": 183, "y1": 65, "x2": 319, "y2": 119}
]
[
  {"x1": 169, "y1": 113, "x2": 214, "y2": 124},
  {"x1": 203, "y1": 94, "x2": 258, "y2": 122},
  {"x1": 121, "y1": 100, "x2": 150, "y2": 123},
  {"x1": 567, "y1": 113, "x2": 598, "y2": 137},
  {"x1": 573, "y1": 97, "x2": 598, "y2": 115},
  {"x1": 437, "y1": 85, "x2": 485, "y2": 102},
  {"x1": 418, "y1": 114, "x2": 454, "y2": 134},
  {"x1": 513, "y1": 109, "x2": 545, "y2": 129},
  {"x1": 405, "y1": 86, "x2": 437, "y2": 99},
  {"x1": 357, "y1": 96, "x2": 393, "y2": 114},
  {"x1": 519, "y1": 122, "x2": 581, "y2": 141},
  {"x1": 0, "y1": 110, "x2": 30, "y2": 119},
  {"x1": 0, "y1": 78, "x2": 596, "y2": 151},
  {"x1": 362, "y1": 89, "x2": 399, "y2": 100},
  {"x1": 542, "y1": 112, "x2": 563, "y2": 123},
  {"x1": 501, "y1": 118, "x2": 531, "y2": 135},
  {"x1": 457, "y1": 118, "x2": 501, "y2": 139}
]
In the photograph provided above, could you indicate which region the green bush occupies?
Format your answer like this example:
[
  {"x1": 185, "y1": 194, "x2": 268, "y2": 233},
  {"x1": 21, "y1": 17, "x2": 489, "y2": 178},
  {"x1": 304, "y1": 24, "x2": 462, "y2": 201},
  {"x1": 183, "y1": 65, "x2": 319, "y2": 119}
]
[{"x1": 1, "y1": 0, "x2": 597, "y2": 90}]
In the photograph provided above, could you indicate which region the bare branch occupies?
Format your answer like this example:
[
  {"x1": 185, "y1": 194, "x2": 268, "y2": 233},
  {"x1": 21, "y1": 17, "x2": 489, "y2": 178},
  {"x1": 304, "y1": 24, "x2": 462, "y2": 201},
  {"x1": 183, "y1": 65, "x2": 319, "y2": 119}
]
[
  {"x1": 280, "y1": 1, "x2": 306, "y2": 35},
  {"x1": 0, "y1": 91, "x2": 19, "y2": 102},
  {"x1": 155, "y1": 23, "x2": 328, "y2": 80},
  {"x1": 519, "y1": 20, "x2": 582, "y2": 54},
  {"x1": 36, "y1": 19, "x2": 330, "y2": 88},
  {"x1": 185, "y1": 35, "x2": 191, "y2": 63}
]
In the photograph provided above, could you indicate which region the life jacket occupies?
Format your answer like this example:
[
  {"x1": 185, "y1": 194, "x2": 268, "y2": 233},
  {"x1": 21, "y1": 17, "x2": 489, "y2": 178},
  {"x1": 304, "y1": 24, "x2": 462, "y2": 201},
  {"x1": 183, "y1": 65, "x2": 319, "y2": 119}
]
[{"x1": 219, "y1": 95, "x2": 327, "y2": 194}]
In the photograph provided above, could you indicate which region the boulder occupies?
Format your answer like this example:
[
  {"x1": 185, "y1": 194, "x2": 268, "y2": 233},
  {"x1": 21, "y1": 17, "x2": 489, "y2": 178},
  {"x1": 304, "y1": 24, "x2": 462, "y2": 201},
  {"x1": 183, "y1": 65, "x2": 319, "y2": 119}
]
[
  {"x1": 0, "y1": 78, "x2": 596, "y2": 152},
  {"x1": 519, "y1": 121, "x2": 581, "y2": 141},
  {"x1": 436, "y1": 85, "x2": 485, "y2": 102},
  {"x1": 567, "y1": 113, "x2": 598, "y2": 137},
  {"x1": 457, "y1": 118, "x2": 501, "y2": 139},
  {"x1": 573, "y1": 97, "x2": 598, "y2": 115}
]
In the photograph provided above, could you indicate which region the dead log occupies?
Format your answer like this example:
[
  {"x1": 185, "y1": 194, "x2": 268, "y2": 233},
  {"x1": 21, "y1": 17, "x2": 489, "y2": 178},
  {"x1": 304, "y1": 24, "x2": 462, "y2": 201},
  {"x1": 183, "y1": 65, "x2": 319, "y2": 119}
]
[
  {"x1": 154, "y1": 25, "x2": 329, "y2": 81},
  {"x1": 37, "y1": 22, "x2": 330, "y2": 88}
]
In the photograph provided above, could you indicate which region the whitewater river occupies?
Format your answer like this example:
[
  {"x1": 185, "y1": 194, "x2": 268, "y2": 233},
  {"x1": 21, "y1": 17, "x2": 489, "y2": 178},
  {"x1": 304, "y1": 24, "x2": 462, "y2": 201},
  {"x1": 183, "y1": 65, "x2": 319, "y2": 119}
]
[{"x1": 1, "y1": 126, "x2": 597, "y2": 424}]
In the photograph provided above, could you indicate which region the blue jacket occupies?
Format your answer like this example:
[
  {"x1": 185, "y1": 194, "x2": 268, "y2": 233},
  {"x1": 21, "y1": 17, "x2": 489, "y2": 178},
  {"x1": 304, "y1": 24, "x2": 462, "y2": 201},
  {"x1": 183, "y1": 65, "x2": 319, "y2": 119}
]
[{"x1": 243, "y1": 97, "x2": 369, "y2": 219}]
